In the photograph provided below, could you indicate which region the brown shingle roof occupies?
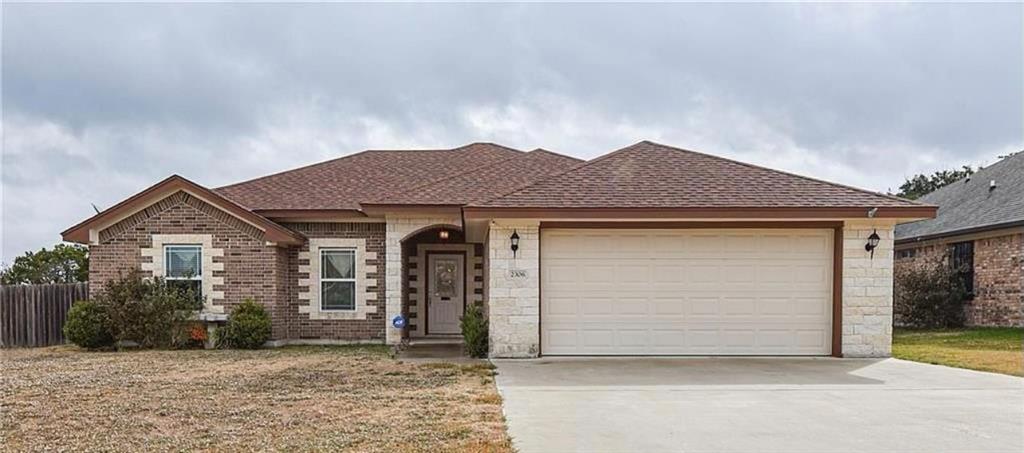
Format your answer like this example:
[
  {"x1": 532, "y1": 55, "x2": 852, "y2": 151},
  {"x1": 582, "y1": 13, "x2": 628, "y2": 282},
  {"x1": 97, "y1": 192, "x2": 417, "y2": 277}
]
[
  {"x1": 473, "y1": 141, "x2": 927, "y2": 209},
  {"x1": 367, "y1": 149, "x2": 583, "y2": 206},
  {"x1": 215, "y1": 143, "x2": 522, "y2": 211}
]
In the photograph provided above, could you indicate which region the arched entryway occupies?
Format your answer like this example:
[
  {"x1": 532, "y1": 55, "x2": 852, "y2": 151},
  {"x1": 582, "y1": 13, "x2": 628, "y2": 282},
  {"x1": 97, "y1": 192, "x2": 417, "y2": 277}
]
[{"x1": 400, "y1": 225, "x2": 484, "y2": 339}]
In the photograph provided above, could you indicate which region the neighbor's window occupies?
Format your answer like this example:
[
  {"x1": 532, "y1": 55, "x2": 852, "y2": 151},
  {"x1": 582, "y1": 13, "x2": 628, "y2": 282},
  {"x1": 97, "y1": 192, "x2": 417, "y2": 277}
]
[
  {"x1": 321, "y1": 249, "x2": 356, "y2": 311},
  {"x1": 165, "y1": 245, "x2": 202, "y2": 304},
  {"x1": 897, "y1": 249, "x2": 917, "y2": 260},
  {"x1": 949, "y1": 241, "x2": 975, "y2": 296}
]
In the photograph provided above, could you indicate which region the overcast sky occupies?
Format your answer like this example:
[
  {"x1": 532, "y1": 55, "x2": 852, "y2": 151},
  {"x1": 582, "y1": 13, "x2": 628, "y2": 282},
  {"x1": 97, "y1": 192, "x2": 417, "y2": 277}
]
[{"x1": 2, "y1": 3, "x2": 1022, "y2": 263}]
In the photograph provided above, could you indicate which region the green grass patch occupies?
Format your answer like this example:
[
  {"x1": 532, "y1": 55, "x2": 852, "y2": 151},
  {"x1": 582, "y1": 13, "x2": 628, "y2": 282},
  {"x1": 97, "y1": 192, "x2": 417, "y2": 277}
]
[{"x1": 893, "y1": 327, "x2": 1023, "y2": 376}]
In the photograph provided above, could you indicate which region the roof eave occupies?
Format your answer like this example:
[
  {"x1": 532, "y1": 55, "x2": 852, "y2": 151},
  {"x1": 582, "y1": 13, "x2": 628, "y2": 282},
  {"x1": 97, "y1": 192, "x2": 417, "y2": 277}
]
[
  {"x1": 62, "y1": 175, "x2": 305, "y2": 246},
  {"x1": 360, "y1": 203, "x2": 465, "y2": 216},
  {"x1": 463, "y1": 206, "x2": 938, "y2": 220},
  {"x1": 895, "y1": 219, "x2": 1024, "y2": 245}
]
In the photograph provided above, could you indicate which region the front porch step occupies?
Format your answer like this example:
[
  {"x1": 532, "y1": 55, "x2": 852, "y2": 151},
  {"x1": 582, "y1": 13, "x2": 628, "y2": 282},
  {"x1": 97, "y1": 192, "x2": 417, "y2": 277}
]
[{"x1": 407, "y1": 336, "x2": 463, "y2": 346}]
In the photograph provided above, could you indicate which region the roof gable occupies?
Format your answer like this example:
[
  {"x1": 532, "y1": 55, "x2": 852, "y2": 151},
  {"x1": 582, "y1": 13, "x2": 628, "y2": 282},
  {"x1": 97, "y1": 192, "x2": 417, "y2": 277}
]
[
  {"x1": 62, "y1": 175, "x2": 304, "y2": 245},
  {"x1": 472, "y1": 141, "x2": 928, "y2": 212},
  {"x1": 214, "y1": 143, "x2": 523, "y2": 211},
  {"x1": 896, "y1": 152, "x2": 1024, "y2": 241}
]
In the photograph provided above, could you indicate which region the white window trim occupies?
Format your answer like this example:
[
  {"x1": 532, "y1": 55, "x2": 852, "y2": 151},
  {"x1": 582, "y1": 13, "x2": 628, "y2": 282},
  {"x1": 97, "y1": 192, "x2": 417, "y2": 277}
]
[
  {"x1": 164, "y1": 245, "x2": 203, "y2": 281},
  {"x1": 320, "y1": 248, "x2": 357, "y2": 312},
  {"x1": 297, "y1": 238, "x2": 377, "y2": 320},
  {"x1": 141, "y1": 234, "x2": 225, "y2": 313}
]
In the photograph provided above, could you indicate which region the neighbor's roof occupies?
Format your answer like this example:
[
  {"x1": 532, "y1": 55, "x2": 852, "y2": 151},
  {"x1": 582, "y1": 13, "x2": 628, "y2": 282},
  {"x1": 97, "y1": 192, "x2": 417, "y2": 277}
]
[
  {"x1": 365, "y1": 149, "x2": 583, "y2": 206},
  {"x1": 895, "y1": 151, "x2": 1024, "y2": 243},
  {"x1": 470, "y1": 141, "x2": 930, "y2": 215},
  {"x1": 215, "y1": 143, "x2": 523, "y2": 211}
]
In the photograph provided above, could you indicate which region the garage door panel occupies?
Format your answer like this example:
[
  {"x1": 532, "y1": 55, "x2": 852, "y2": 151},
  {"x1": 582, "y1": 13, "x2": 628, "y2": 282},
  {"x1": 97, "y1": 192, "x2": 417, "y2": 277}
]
[{"x1": 542, "y1": 228, "x2": 833, "y2": 356}]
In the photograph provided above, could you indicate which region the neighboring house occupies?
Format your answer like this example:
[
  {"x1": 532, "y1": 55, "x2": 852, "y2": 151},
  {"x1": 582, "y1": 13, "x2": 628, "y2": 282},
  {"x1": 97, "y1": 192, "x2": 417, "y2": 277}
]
[
  {"x1": 895, "y1": 152, "x2": 1024, "y2": 327},
  {"x1": 62, "y1": 141, "x2": 935, "y2": 357}
]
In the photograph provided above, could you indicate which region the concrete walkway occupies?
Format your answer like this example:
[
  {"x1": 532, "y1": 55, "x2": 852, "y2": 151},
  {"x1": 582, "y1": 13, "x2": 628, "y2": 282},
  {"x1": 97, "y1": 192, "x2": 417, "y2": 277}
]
[{"x1": 494, "y1": 358, "x2": 1024, "y2": 453}]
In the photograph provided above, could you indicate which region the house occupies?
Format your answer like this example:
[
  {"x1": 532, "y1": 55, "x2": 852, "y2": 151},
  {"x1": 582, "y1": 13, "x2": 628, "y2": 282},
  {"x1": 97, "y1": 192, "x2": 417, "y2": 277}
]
[
  {"x1": 62, "y1": 141, "x2": 935, "y2": 357},
  {"x1": 894, "y1": 152, "x2": 1023, "y2": 327}
]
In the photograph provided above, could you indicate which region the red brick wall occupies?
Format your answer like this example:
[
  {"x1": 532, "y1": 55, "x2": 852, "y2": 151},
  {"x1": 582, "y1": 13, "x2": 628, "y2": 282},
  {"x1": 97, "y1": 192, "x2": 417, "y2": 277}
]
[
  {"x1": 281, "y1": 222, "x2": 387, "y2": 341},
  {"x1": 971, "y1": 233, "x2": 1023, "y2": 327},
  {"x1": 895, "y1": 231, "x2": 1023, "y2": 327},
  {"x1": 89, "y1": 193, "x2": 389, "y2": 341}
]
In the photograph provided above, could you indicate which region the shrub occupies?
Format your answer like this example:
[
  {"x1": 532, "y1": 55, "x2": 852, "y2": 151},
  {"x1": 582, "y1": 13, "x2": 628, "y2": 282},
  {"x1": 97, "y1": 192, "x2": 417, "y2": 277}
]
[
  {"x1": 92, "y1": 271, "x2": 199, "y2": 349},
  {"x1": 63, "y1": 300, "x2": 115, "y2": 349},
  {"x1": 216, "y1": 298, "x2": 272, "y2": 349},
  {"x1": 894, "y1": 258, "x2": 969, "y2": 328},
  {"x1": 460, "y1": 303, "x2": 489, "y2": 358}
]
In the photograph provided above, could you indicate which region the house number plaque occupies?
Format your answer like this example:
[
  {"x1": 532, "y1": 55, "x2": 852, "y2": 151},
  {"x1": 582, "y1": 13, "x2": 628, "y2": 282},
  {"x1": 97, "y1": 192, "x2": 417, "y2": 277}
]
[{"x1": 508, "y1": 269, "x2": 528, "y2": 279}]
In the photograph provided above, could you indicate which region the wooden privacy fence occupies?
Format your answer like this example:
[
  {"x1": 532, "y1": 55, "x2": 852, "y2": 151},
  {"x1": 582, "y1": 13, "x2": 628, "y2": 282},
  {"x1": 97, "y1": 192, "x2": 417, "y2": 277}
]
[{"x1": 0, "y1": 282, "x2": 88, "y2": 348}]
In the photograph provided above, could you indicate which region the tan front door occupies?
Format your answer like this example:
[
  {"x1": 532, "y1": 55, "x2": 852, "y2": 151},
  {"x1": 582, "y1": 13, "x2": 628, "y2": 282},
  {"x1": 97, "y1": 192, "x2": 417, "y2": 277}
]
[{"x1": 427, "y1": 253, "x2": 464, "y2": 335}]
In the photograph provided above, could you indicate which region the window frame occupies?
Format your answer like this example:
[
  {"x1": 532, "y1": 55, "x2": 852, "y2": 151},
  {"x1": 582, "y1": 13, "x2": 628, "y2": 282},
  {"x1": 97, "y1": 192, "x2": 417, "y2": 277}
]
[
  {"x1": 319, "y1": 248, "x2": 357, "y2": 312},
  {"x1": 164, "y1": 244, "x2": 203, "y2": 300},
  {"x1": 949, "y1": 241, "x2": 975, "y2": 296}
]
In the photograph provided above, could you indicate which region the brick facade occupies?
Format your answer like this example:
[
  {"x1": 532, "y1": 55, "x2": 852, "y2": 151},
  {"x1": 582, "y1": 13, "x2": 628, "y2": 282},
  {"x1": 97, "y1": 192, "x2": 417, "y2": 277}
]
[
  {"x1": 972, "y1": 233, "x2": 1023, "y2": 326},
  {"x1": 895, "y1": 231, "x2": 1023, "y2": 327},
  {"x1": 88, "y1": 192, "x2": 389, "y2": 342},
  {"x1": 279, "y1": 222, "x2": 387, "y2": 341},
  {"x1": 90, "y1": 192, "x2": 287, "y2": 337}
]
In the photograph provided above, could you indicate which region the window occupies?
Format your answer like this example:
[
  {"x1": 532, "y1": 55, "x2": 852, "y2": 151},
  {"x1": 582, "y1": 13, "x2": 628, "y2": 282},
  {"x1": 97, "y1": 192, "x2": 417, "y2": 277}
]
[
  {"x1": 321, "y1": 249, "x2": 356, "y2": 311},
  {"x1": 950, "y1": 241, "x2": 974, "y2": 295},
  {"x1": 165, "y1": 245, "x2": 202, "y2": 304},
  {"x1": 896, "y1": 249, "x2": 917, "y2": 259}
]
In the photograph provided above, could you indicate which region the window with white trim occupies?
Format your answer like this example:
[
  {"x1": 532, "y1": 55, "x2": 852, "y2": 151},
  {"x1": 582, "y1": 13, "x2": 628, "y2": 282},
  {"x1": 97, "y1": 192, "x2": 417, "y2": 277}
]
[
  {"x1": 321, "y1": 249, "x2": 356, "y2": 311},
  {"x1": 165, "y1": 245, "x2": 202, "y2": 303}
]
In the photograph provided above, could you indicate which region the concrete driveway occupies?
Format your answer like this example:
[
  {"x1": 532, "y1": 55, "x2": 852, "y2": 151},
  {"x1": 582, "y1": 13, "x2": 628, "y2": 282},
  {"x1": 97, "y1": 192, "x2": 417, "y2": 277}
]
[{"x1": 494, "y1": 358, "x2": 1024, "y2": 453}]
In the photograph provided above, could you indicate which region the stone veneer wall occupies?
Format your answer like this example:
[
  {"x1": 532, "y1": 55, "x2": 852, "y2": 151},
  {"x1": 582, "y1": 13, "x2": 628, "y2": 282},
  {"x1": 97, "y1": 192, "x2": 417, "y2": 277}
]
[
  {"x1": 384, "y1": 215, "x2": 462, "y2": 344},
  {"x1": 842, "y1": 221, "x2": 896, "y2": 358},
  {"x1": 487, "y1": 221, "x2": 540, "y2": 358},
  {"x1": 281, "y1": 223, "x2": 387, "y2": 342}
]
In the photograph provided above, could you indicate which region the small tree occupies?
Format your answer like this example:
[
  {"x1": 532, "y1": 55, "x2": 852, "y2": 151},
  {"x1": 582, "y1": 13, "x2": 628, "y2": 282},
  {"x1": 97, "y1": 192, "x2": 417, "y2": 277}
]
[
  {"x1": 1, "y1": 244, "x2": 88, "y2": 285},
  {"x1": 460, "y1": 304, "x2": 489, "y2": 358},
  {"x1": 895, "y1": 166, "x2": 974, "y2": 200},
  {"x1": 894, "y1": 258, "x2": 969, "y2": 328}
]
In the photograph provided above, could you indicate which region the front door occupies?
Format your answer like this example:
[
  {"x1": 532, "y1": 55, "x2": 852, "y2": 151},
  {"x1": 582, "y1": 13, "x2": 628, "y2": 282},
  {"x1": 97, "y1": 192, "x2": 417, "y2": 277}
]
[{"x1": 427, "y1": 253, "x2": 464, "y2": 335}]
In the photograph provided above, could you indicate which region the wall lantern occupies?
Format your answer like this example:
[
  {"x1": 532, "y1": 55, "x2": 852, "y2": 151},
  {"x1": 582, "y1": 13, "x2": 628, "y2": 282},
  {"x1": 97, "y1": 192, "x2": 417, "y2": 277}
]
[
  {"x1": 438, "y1": 230, "x2": 450, "y2": 240},
  {"x1": 510, "y1": 230, "x2": 520, "y2": 258},
  {"x1": 865, "y1": 229, "x2": 881, "y2": 258}
]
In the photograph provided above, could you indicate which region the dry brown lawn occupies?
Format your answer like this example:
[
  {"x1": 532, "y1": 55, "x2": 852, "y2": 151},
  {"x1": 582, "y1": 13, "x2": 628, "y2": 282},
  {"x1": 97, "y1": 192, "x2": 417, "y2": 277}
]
[{"x1": 0, "y1": 345, "x2": 512, "y2": 452}]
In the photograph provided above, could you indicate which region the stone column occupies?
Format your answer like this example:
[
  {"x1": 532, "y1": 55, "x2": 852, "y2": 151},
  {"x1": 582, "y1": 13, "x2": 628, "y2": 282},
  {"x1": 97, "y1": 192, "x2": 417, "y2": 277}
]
[
  {"x1": 842, "y1": 220, "x2": 896, "y2": 357},
  {"x1": 487, "y1": 221, "x2": 540, "y2": 358}
]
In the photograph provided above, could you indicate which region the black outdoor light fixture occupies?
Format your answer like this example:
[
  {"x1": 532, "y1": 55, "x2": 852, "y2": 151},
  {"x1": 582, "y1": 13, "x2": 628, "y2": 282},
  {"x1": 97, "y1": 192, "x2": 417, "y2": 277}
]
[
  {"x1": 865, "y1": 229, "x2": 881, "y2": 258},
  {"x1": 510, "y1": 230, "x2": 520, "y2": 258},
  {"x1": 438, "y1": 229, "x2": 450, "y2": 240}
]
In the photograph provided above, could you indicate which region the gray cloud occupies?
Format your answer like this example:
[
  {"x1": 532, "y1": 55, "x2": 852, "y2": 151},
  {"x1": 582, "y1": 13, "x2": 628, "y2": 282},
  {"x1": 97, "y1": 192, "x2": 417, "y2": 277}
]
[{"x1": 3, "y1": 3, "x2": 1021, "y2": 262}]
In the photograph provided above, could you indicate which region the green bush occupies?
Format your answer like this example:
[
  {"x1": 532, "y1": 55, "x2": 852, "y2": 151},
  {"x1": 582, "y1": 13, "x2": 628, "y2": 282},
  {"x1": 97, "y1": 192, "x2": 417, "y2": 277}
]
[
  {"x1": 92, "y1": 272, "x2": 199, "y2": 349},
  {"x1": 894, "y1": 258, "x2": 969, "y2": 328},
  {"x1": 460, "y1": 303, "x2": 489, "y2": 358},
  {"x1": 63, "y1": 300, "x2": 115, "y2": 349},
  {"x1": 216, "y1": 298, "x2": 272, "y2": 349}
]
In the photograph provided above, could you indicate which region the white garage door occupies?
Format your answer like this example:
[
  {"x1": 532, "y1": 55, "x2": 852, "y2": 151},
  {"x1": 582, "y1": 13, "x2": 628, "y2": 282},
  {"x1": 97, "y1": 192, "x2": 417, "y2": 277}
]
[{"x1": 541, "y1": 229, "x2": 833, "y2": 355}]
